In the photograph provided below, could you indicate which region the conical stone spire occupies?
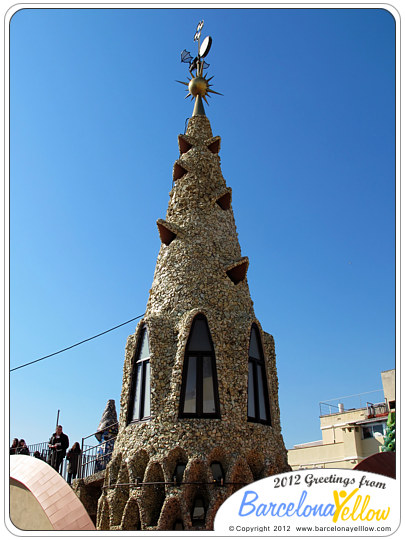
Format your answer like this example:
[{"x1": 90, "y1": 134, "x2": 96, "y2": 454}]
[
  {"x1": 95, "y1": 399, "x2": 118, "y2": 442},
  {"x1": 97, "y1": 112, "x2": 290, "y2": 531},
  {"x1": 149, "y1": 115, "x2": 250, "y2": 323}
]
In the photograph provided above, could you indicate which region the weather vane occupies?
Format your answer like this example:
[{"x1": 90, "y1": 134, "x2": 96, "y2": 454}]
[{"x1": 177, "y1": 20, "x2": 222, "y2": 115}]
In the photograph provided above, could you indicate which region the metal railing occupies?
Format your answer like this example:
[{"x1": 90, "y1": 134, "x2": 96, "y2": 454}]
[
  {"x1": 319, "y1": 389, "x2": 386, "y2": 417},
  {"x1": 78, "y1": 423, "x2": 119, "y2": 479},
  {"x1": 11, "y1": 442, "x2": 69, "y2": 481},
  {"x1": 11, "y1": 431, "x2": 117, "y2": 482}
]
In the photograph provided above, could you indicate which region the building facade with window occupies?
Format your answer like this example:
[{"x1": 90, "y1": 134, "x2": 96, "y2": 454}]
[
  {"x1": 95, "y1": 96, "x2": 289, "y2": 529},
  {"x1": 288, "y1": 369, "x2": 395, "y2": 471}
]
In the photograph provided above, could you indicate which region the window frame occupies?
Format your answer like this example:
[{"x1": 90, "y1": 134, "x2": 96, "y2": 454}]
[
  {"x1": 127, "y1": 325, "x2": 151, "y2": 424},
  {"x1": 247, "y1": 324, "x2": 272, "y2": 425},
  {"x1": 179, "y1": 315, "x2": 221, "y2": 419},
  {"x1": 362, "y1": 422, "x2": 387, "y2": 439}
]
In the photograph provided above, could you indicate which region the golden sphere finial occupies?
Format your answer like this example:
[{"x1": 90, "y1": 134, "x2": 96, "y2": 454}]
[{"x1": 188, "y1": 76, "x2": 209, "y2": 97}]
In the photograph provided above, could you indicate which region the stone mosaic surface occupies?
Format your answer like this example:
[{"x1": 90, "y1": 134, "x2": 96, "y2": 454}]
[
  {"x1": 97, "y1": 114, "x2": 290, "y2": 530},
  {"x1": 96, "y1": 399, "x2": 118, "y2": 441}
]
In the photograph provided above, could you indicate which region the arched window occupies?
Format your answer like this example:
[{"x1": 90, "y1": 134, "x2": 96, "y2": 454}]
[
  {"x1": 247, "y1": 325, "x2": 271, "y2": 424},
  {"x1": 172, "y1": 463, "x2": 187, "y2": 484},
  {"x1": 179, "y1": 315, "x2": 220, "y2": 418},
  {"x1": 210, "y1": 461, "x2": 225, "y2": 485},
  {"x1": 191, "y1": 496, "x2": 206, "y2": 526},
  {"x1": 128, "y1": 326, "x2": 151, "y2": 423}
]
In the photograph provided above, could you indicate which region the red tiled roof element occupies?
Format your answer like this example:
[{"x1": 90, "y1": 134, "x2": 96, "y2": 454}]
[{"x1": 10, "y1": 455, "x2": 96, "y2": 531}]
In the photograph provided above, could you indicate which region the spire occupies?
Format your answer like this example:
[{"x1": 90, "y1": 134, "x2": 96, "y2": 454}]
[
  {"x1": 97, "y1": 19, "x2": 289, "y2": 532},
  {"x1": 95, "y1": 399, "x2": 118, "y2": 442},
  {"x1": 177, "y1": 20, "x2": 222, "y2": 117}
]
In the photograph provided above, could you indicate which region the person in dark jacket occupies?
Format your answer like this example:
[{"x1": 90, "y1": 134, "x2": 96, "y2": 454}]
[
  {"x1": 66, "y1": 442, "x2": 81, "y2": 485},
  {"x1": 48, "y1": 425, "x2": 69, "y2": 474},
  {"x1": 17, "y1": 439, "x2": 30, "y2": 455},
  {"x1": 10, "y1": 438, "x2": 19, "y2": 455}
]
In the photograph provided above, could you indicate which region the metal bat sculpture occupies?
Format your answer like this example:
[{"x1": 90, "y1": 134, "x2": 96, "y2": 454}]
[{"x1": 181, "y1": 49, "x2": 210, "y2": 77}]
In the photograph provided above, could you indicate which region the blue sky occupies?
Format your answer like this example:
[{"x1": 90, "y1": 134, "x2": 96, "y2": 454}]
[{"x1": 9, "y1": 7, "x2": 396, "y2": 452}]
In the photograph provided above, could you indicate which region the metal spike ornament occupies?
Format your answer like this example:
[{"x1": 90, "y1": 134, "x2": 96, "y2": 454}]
[{"x1": 177, "y1": 20, "x2": 222, "y2": 116}]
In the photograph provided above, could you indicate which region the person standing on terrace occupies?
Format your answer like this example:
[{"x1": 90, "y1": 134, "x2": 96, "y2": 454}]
[{"x1": 48, "y1": 425, "x2": 69, "y2": 474}]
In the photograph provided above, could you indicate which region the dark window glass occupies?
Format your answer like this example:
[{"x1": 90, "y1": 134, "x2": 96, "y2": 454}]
[
  {"x1": 202, "y1": 357, "x2": 215, "y2": 413},
  {"x1": 192, "y1": 497, "x2": 206, "y2": 525},
  {"x1": 184, "y1": 356, "x2": 197, "y2": 413},
  {"x1": 132, "y1": 363, "x2": 142, "y2": 420},
  {"x1": 247, "y1": 325, "x2": 271, "y2": 425},
  {"x1": 257, "y1": 367, "x2": 267, "y2": 420},
  {"x1": 188, "y1": 318, "x2": 212, "y2": 350},
  {"x1": 173, "y1": 463, "x2": 186, "y2": 484},
  {"x1": 362, "y1": 423, "x2": 387, "y2": 439},
  {"x1": 143, "y1": 362, "x2": 151, "y2": 417},
  {"x1": 139, "y1": 332, "x2": 150, "y2": 359},
  {"x1": 211, "y1": 461, "x2": 225, "y2": 483},
  {"x1": 128, "y1": 326, "x2": 151, "y2": 423},
  {"x1": 249, "y1": 328, "x2": 261, "y2": 359},
  {"x1": 179, "y1": 315, "x2": 220, "y2": 418},
  {"x1": 247, "y1": 362, "x2": 255, "y2": 417}
]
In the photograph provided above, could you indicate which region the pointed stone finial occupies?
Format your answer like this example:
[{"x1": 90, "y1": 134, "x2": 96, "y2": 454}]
[{"x1": 95, "y1": 399, "x2": 118, "y2": 441}]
